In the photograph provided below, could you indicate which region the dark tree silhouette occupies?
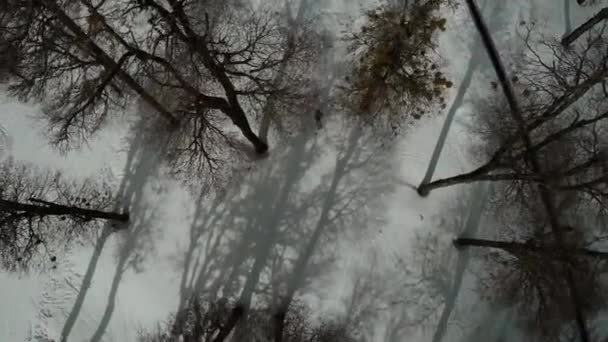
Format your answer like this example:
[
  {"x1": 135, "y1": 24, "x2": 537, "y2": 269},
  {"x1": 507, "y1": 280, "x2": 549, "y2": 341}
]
[
  {"x1": 562, "y1": 7, "x2": 608, "y2": 46},
  {"x1": 459, "y1": 234, "x2": 607, "y2": 340},
  {"x1": 0, "y1": 0, "x2": 321, "y2": 178},
  {"x1": 417, "y1": 20, "x2": 608, "y2": 201},
  {"x1": 442, "y1": 1, "x2": 596, "y2": 340},
  {"x1": 0, "y1": 158, "x2": 127, "y2": 270}
]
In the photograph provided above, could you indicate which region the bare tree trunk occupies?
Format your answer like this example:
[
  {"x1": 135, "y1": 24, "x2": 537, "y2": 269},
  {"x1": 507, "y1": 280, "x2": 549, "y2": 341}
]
[
  {"x1": 1, "y1": 198, "x2": 128, "y2": 222},
  {"x1": 78, "y1": 0, "x2": 269, "y2": 156},
  {"x1": 455, "y1": 237, "x2": 536, "y2": 251},
  {"x1": 464, "y1": 0, "x2": 590, "y2": 340},
  {"x1": 165, "y1": 0, "x2": 268, "y2": 154},
  {"x1": 562, "y1": 7, "x2": 608, "y2": 47},
  {"x1": 229, "y1": 107, "x2": 269, "y2": 154},
  {"x1": 417, "y1": 162, "x2": 508, "y2": 196},
  {"x1": 455, "y1": 237, "x2": 608, "y2": 260},
  {"x1": 418, "y1": 0, "x2": 499, "y2": 189},
  {"x1": 38, "y1": 0, "x2": 179, "y2": 127},
  {"x1": 418, "y1": 54, "x2": 479, "y2": 189},
  {"x1": 418, "y1": 55, "x2": 608, "y2": 197}
]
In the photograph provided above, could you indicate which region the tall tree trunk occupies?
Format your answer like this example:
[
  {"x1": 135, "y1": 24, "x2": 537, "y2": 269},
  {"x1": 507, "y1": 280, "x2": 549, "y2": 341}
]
[
  {"x1": 166, "y1": 0, "x2": 268, "y2": 154},
  {"x1": 228, "y1": 106, "x2": 269, "y2": 154},
  {"x1": 1, "y1": 198, "x2": 128, "y2": 222},
  {"x1": 418, "y1": 0, "x2": 516, "y2": 196},
  {"x1": 418, "y1": 0, "x2": 498, "y2": 189},
  {"x1": 455, "y1": 237, "x2": 535, "y2": 251},
  {"x1": 417, "y1": 162, "x2": 505, "y2": 196},
  {"x1": 561, "y1": 7, "x2": 608, "y2": 47},
  {"x1": 78, "y1": 0, "x2": 268, "y2": 156},
  {"x1": 427, "y1": 3, "x2": 504, "y2": 338},
  {"x1": 464, "y1": 1, "x2": 590, "y2": 340},
  {"x1": 454, "y1": 237, "x2": 608, "y2": 260},
  {"x1": 419, "y1": 34, "x2": 608, "y2": 197},
  {"x1": 418, "y1": 54, "x2": 479, "y2": 189}
]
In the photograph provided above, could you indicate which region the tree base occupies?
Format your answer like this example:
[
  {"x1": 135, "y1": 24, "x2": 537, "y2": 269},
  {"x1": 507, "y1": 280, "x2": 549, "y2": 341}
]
[
  {"x1": 255, "y1": 141, "x2": 269, "y2": 155},
  {"x1": 452, "y1": 238, "x2": 465, "y2": 250},
  {"x1": 416, "y1": 185, "x2": 430, "y2": 197}
]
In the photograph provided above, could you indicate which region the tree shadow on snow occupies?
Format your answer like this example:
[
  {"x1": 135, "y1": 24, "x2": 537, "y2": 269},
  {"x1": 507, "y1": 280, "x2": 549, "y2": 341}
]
[
  {"x1": 169, "y1": 119, "x2": 397, "y2": 340},
  {"x1": 332, "y1": 183, "x2": 491, "y2": 341},
  {"x1": 60, "y1": 120, "x2": 168, "y2": 342}
]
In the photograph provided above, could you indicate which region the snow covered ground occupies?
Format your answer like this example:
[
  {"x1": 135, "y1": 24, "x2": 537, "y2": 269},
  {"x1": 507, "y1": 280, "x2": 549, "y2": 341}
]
[
  {"x1": 0, "y1": 1, "x2": 602, "y2": 341},
  {"x1": 0, "y1": 81, "x2": 468, "y2": 342}
]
